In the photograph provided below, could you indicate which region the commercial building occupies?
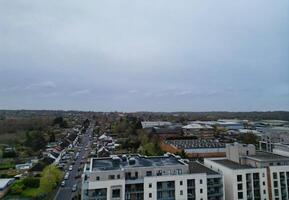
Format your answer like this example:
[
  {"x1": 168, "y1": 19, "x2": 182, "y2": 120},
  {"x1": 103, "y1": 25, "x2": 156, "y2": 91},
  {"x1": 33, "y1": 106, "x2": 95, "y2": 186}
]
[
  {"x1": 81, "y1": 153, "x2": 223, "y2": 200},
  {"x1": 164, "y1": 139, "x2": 226, "y2": 157}
]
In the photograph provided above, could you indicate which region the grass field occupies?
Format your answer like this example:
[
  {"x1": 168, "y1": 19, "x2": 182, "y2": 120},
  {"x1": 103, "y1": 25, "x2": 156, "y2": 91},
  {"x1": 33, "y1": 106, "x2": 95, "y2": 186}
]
[{"x1": 0, "y1": 162, "x2": 15, "y2": 170}]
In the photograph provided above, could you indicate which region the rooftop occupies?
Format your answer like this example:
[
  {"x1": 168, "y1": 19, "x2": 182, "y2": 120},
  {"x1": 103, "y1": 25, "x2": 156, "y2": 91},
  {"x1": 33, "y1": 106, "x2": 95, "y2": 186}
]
[
  {"x1": 189, "y1": 162, "x2": 219, "y2": 175},
  {"x1": 213, "y1": 159, "x2": 254, "y2": 170},
  {"x1": 0, "y1": 178, "x2": 14, "y2": 189},
  {"x1": 246, "y1": 151, "x2": 289, "y2": 162},
  {"x1": 91, "y1": 154, "x2": 185, "y2": 171}
]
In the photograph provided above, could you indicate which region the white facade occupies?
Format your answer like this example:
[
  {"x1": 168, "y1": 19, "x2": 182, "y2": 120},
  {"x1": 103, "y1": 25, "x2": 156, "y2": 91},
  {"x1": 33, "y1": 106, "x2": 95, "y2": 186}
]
[
  {"x1": 269, "y1": 165, "x2": 289, "y2": 200},
  {"x1": 204, "y1": 158, "x2": 268, "y2": 200},
  {"x1": 82, "y1": 154, "x2": 223, "y2": 200}
]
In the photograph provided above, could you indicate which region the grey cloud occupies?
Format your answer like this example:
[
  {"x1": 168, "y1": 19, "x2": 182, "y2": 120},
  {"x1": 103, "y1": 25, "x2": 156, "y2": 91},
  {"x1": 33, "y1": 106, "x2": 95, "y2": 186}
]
[{"x1": 0, "y1": 0, "x2": 288, "y2": 111}]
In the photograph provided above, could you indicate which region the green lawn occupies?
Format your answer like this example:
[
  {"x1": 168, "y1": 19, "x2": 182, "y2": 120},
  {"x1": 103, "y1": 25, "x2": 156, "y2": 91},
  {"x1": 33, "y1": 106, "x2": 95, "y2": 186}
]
[
  {"x1": 21, "y1": 188, "x2": 45, "y2": 198},
  {"x1": 0, "y1": 162, "x2": 15, "y2": 170}
]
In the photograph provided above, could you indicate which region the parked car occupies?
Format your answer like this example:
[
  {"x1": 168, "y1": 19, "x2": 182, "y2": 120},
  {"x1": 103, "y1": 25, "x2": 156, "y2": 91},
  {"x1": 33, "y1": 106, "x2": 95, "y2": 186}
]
[
  {"x1": 69, "y1": 165, "x2": 73, "y2": 171},
  {"x1": 64, "y1": 174, "x2": 69, "y2": 180},
  {"x1": 72, "y1": 184, "x2": 77, "y2": 192},
  {"x1": 61, "y1": 180, "x2": 65, "y2": 187}
]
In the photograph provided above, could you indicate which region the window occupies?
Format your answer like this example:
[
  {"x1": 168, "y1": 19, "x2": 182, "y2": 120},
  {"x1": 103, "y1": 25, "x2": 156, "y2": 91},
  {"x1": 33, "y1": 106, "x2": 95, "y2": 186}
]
[
  {"x1": 109, "y1": 175, "x2": 115, "y2": 180},
  {"x1": 274, "y1": 189, "x2": 279, "y2": 196},
  {"x1": 180, "y1": 181, "x2": 183, "y2": 185},
  {"x1": 146, "y1": 171, "x2": 152, "y2": 176},
  {"x1": 112, "y1": 189, "x2": 121, "y2": 198},
  {"x1": 149, "y1": 193, "x2": 152, "y2": 198},
  {"x1": 238, "y1": 192, "x2": 243, "y2": 199},
  {"x1": 274, "y1": 181, "x2": 278, "y2": 187},
  {"x1": 149, "y1": 183, "x2": 152, "y2": 188},
  {"x1": 135, "y1": 172, "x2": 138, "y2": 178},
  {"x1": 117, "y1": 174, "x2": 120, "y2": 179},
  {"x1": 180, "y1": 190, "x2": 183, "y2": 195},
  {"x1": 273, "y1": 172, "x2": 277, "y2": 179},
  {"x1": 238, "y1": 183, "x2": 243, "y2": 190},
  {"x1": 176, "y1": 169, "x2": 182, "y2": 175},
  {"x1": 157, "y1": 170, "x2": 162, "y2": 176},
  {"x1": 263, "y1": 181, "x2": 265, "y2": 186},
  {"x1": 96, "y1": 176, "x2": 100, "y2": 181},
  {"x1": 263, "y1": 190, "x2": 266, "y2": 194},
  {"x1": 262, "y1": 173, "x2": 265, "y2": 177},
  {"x1": 200, "y1": 189, "x2": 203, "y2": 193},
  {"x1": 237, "y1": 175, "x2": 242, "y2": 182},
  {"x1": 200, "y1": 179, "x2": 203, "y2": 184}
]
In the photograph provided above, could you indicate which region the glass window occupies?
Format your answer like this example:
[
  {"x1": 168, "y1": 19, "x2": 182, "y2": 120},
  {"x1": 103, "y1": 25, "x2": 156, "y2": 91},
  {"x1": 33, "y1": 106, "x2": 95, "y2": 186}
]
[
  {"x1": 146, "y1": 171, "x2": 152, "y2": 176},
  {"x1": 149, "y1": 183, "x2": 152, "y2": 188},
  {"x1": 238, "y1": 192, "x2": 243, "y2": 199},
  {"x1": 274, "y1": 181, "x2": 278, "y2": 188},
  {"x1": 180, "y1": 181, "x2": 183, "y2": 185},
  {"x1": 237, "y1": 175, "x2": 242, "y2": 182},
  {"x1": 112, "y1": 189, "x2": 120, "y2": 198},
  {"x1": 200, "y1": 179, "x2": 203, "y2": 184},
  {"x1": 238, "y1": 183, "x2": 243, "y2": 190},
  {"x1": 149, "y1": 193, "x2": 152, "y2": 198},
  {"x1": 180, "y1": 190, "x2": 183, "y2": 195}
]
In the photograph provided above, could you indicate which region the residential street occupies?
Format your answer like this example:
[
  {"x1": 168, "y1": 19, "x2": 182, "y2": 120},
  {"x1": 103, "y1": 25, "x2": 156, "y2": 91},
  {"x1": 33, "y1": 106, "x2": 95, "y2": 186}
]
[{"x1": 54, "y1": 125, "x2": 93, "y2": 200}]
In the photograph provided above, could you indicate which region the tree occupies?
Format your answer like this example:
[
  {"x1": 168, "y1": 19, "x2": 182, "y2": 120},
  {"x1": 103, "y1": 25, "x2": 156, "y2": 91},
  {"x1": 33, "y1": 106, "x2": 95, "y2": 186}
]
[
  {"x1": 239, "y1": 133, "x2": 259, "y2": 145},
  {"x1": 10, "y1": 180, "x2": 25, "y2": 195},
  {"x1": 39, "y1": 165, "x2": 62, "y2": 193},
  {"x1": 53, "y1": 116, "x2": 68, "y2": 128},
  {"x1": 25, "y1": 131, "x2": 47, "y2": 151},
  {"x1": 48, "y1": 131, "x2": 56, "y2": 142}
]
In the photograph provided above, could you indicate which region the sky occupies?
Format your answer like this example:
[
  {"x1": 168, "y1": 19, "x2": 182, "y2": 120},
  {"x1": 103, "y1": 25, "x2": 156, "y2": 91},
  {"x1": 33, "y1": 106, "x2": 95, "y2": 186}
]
[{"x1": 0, "y1": 0, "x2": 288, "y2": 112}]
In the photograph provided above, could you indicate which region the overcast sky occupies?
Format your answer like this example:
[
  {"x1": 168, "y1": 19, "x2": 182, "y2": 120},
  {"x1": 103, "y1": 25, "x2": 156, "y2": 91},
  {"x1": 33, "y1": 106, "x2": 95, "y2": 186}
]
[{"x1": 0, "y1": 0, "x2": 288, "y2": 112}]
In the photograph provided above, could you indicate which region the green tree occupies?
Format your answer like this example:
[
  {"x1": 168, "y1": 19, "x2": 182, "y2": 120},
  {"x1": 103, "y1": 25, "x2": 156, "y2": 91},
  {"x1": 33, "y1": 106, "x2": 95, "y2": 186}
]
[
  {"x1": 10, "y1": 180, "x2": 25, "y2": 195},
  {"x1": 25, "y1": 131, "x2": 47, "y2": 151},
  {"x1": 39, "y1": 165, "x2": 62, "y2": 193},
  {"x1": 239, "y1": 133, "x2": 259, "y2": 145}
]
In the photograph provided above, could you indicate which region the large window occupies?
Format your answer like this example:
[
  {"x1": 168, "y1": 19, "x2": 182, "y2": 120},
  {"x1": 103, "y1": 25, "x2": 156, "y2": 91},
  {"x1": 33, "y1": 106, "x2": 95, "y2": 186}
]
[
  {"x1": 238, "y1": 192, "x2": 243, "y2": 199},
  {"x1": 237, "y1": 175, "x2": 242, "y2": 182},
  {"x1": 112, "y1": 189, "x2": 121, "y2": 198},
  {"x1": 146, "y1": 171, "x2": 152, "y2": 176}
]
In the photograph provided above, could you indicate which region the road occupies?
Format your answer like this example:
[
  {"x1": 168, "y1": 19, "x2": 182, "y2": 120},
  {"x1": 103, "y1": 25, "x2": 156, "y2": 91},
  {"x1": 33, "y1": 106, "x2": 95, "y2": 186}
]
[{"x1": 54, "y1": 126, "x2": 93, "y2": 200}]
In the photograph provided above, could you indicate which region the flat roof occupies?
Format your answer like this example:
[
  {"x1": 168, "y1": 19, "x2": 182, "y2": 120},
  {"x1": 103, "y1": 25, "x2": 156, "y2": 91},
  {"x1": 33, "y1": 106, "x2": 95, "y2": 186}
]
[
  {"x1": 246, "y1": 151, "x2": 289, "y2": 162},
  {"x1": 213, "y1": 159, "x2": 254, "y2": 170},
  {"x1": 189, "y1": 162, "x2": 219, "y2": 175},
  {"x1": 91, "y1": 154, "x2": 185, "y2": 171}
]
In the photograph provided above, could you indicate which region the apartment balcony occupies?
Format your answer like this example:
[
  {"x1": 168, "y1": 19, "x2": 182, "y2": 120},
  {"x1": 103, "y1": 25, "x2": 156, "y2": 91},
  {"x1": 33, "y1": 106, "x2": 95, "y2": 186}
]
[
  {"x1": 208, "y1": 182, "x2": 223, "y2": 187},
  {"x1": 125, "y1": 189, "x2": 144, "y2": 194},
  {"x1": 208, "y1": 191, "x2": 223, "y2": 197}
]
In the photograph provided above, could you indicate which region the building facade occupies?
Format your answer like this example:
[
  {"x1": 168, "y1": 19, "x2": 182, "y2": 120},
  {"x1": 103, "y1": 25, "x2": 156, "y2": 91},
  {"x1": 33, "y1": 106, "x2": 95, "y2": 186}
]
[{"x1": 81, "y1": 154, "x2": 223, "y2": 200}]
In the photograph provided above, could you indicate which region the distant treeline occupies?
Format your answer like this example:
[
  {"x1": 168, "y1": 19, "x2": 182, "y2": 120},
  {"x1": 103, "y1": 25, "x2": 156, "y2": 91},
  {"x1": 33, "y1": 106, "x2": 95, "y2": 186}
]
[{"x1": 0, "y1": 110, "x2": 289, "y2": 122}]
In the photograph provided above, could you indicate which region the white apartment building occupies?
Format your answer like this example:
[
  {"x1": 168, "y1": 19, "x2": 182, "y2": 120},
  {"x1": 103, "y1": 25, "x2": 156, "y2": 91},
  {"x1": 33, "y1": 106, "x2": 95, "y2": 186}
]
[
  {"x1": 204, "y1": 158, "x2": 268, "y2": 200},
  {"x1": 269, "y1": 165, "x2": 289, "y2": 200},
  {"x1": 205, "y1": 143, "x2": 289, "y2": 200},
  {"x1": 81, "y1": 153, "x2": 223, "y2": 200}
]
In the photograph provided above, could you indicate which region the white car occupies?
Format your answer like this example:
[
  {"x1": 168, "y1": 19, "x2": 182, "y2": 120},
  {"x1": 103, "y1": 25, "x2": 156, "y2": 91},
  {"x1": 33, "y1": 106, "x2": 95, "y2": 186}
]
[
  {"x1": 64, "y1": 174, "x2": 69, "y2": 180},
  {"x1": 61, "y1": 180, "x2": 65, "y2": 187},
  {"x1": 72, "y1": 184, "x2": 77, "y2": 192},
  {"x1": 69, "y1": 165, "x2": 73, "y2": 171}
]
